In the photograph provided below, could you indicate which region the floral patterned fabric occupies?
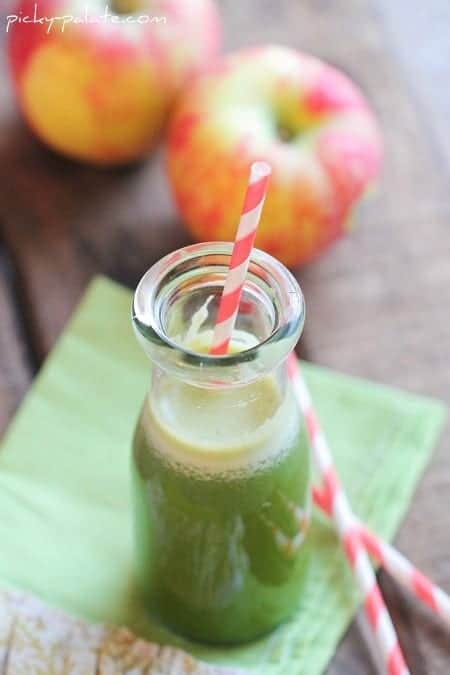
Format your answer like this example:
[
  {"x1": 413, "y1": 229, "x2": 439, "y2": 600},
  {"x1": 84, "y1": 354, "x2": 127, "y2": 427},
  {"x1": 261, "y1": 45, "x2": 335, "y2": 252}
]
[{"x1": 0, "y1": 590, "x2": 247, "y2": 675}]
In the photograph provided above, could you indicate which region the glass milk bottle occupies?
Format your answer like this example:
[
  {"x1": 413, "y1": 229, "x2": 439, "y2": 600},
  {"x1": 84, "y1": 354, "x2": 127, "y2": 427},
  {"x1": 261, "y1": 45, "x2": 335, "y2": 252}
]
[{"x1": 131, "y1": 243, "x2": 311, "y2": 644}]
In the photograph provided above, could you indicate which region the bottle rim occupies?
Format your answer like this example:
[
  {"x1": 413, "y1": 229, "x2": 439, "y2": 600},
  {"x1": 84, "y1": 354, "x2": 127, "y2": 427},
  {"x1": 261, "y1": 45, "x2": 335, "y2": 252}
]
[{"x1": 132, "y1": 242, "x2": 305, "y2": 386}]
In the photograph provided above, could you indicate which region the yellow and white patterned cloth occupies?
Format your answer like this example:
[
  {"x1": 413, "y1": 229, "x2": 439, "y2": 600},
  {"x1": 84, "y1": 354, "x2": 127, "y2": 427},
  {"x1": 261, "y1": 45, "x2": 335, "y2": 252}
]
[{"x1": 0, "y1": 590, "x2": 246, "y2": 675}]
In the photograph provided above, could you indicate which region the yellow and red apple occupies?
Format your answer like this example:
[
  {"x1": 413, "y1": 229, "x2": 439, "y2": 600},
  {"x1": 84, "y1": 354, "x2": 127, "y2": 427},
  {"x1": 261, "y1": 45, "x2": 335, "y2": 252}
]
[
  {"x1": 167, "y1": 46, "x2": 383, "y2": 267},
  {"x1": 7, "y1": 0, "x2": 221, "y2": 165}
]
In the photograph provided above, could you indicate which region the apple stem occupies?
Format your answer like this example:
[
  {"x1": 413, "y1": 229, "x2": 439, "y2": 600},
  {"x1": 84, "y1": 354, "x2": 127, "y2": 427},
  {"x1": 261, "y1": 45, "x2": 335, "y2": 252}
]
[
  {"x1": 110, "y1": 0, "x2": 145, "y2": 14},
  {"x1": 277, "y1": 123, "x2": 297, "y2": 143}
]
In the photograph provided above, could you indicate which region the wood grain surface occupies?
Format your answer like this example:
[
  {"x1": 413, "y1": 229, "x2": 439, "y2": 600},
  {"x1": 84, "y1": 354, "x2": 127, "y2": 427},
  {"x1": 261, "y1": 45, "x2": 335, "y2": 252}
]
[{"x1": 0, "y1": 1, "x2": 449, "y2": 673}]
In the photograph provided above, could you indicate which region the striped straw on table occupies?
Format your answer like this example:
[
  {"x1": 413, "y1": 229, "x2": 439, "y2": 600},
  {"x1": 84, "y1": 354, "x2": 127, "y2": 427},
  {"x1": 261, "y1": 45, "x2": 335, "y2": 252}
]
[
  {"x1": 210, "y1": 161, "x2": 271, "y2": 355},
  {"x1": 312, "y1": 486, "x2": 450, "y2": 630},
  {"x1": 287, "y1": 353, "x2": 410, "y2": 675},
  {"x1": 209, "y1": 159, "x2": 409, "y2": 673}
]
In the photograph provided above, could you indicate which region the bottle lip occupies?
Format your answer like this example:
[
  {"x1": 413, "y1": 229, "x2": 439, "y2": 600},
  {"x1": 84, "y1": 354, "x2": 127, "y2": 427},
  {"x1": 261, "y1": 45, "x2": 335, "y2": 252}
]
[{"x1": 132, "y1": 242, "x2": 305, "y2": 386}]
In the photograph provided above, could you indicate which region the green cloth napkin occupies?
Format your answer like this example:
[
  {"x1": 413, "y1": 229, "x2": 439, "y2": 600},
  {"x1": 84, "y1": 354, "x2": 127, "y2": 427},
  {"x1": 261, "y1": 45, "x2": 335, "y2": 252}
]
[{"x1": 0, "y1": 277, "x2": 446, "y2": 675}]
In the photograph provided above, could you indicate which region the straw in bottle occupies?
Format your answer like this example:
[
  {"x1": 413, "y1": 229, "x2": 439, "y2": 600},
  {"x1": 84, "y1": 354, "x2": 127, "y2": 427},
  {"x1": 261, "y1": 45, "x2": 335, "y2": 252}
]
[
  {"x1": 210, "y1": 161, "x2": 271, "y2": 355},
  {"x1": 209, "y1": 160, "x2": 409, "y2": 674}
]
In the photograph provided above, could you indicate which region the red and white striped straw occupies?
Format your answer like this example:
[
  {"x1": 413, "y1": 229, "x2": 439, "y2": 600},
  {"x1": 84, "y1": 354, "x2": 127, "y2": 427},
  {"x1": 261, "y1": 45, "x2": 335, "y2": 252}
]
[
  {"x1": 313, "y1": 486, "x2": 450, "y2": 629},
  {"x1": 209, "y1": 162, "x2": 410, "y2": 671},
  {"x1": 287, "y1": 353, "x2": 410, "y2": 675},
  {"x1": 210, "y1": 161, "x2": 271, "y2": 355}
]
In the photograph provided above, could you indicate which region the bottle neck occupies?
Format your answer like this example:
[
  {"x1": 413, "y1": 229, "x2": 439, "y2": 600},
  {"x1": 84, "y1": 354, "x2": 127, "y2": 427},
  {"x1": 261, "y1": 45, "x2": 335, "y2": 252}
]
[
  {"x1": 133, "y1": 243, "x2": 305, "y2": 389},
  {"x1": 148, "y1": 355, "x2": 289, "y2": 393},
  {"x1": 143, "y1": 359, "x2": 297, "y2": 475}
]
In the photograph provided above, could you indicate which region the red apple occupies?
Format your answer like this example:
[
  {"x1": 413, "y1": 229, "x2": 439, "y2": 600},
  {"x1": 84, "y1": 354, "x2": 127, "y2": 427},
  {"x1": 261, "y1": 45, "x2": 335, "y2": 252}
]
[
  {"x1": 7, "y1": 0, "x2": 221, "y2": 165},
  {"x1": 167, "y1": 45, "x2": 383, "y2": 267}
]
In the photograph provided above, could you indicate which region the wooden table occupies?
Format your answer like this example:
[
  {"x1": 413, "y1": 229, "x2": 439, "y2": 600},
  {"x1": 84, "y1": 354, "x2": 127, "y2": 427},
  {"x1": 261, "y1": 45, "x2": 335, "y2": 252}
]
[{"x1": 1, "y1": 1, "x2": 449, "y2": 672}]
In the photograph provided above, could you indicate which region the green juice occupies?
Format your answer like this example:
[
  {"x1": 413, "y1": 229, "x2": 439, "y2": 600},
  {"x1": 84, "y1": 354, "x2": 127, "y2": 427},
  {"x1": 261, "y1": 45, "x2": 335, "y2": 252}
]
[{"x1": 132, "y1": 358, "x2": 311, "y2": 644}]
